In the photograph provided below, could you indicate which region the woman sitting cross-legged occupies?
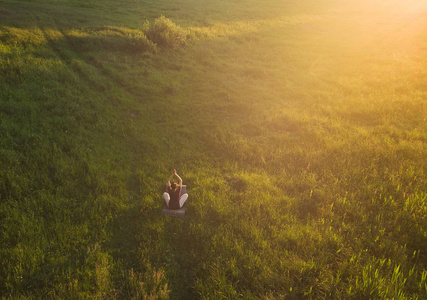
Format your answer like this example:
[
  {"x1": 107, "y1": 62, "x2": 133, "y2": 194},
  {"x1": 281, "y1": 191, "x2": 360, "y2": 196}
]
[{"x1": 163, "y1": 169, "x2": 188, "y2": 210}]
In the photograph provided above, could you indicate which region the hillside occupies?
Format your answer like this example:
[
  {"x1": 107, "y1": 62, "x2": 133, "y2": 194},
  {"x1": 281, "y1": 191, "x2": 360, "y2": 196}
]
[{"x1": 1, "y1": 0, "x2": 426, "y2": 298}]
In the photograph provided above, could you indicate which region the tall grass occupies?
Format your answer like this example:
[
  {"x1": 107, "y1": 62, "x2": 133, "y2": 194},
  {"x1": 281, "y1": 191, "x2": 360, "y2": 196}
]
[{"x1": 1, "y1": 0, "x2": 426, "y2": 298}]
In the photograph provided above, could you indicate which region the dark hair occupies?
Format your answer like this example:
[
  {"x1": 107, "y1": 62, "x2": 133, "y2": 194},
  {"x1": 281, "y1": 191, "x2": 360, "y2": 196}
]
[{"x1": 170, "y1": 182, "x2": 177, "y2": 190}]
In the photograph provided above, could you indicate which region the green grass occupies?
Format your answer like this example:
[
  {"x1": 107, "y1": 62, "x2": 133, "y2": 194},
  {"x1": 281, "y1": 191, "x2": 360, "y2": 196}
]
[{"x1": 1, "y1": 0, "x2": 426, "y2": 298}]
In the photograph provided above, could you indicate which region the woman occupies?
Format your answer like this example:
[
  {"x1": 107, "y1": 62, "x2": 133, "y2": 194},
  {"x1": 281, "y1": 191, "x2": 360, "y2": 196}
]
[{"x1": 163, "y1": 169, "x2": 188, "y2": 209}]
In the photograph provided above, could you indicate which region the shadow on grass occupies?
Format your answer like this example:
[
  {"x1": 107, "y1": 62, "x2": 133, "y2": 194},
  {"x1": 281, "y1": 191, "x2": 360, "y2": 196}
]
[{"x1": 101, "y1": 169, "x2": 203, "y2": 298}]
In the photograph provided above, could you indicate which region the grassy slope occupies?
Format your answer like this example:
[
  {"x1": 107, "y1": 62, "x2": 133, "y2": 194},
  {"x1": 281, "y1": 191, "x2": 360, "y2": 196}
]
[{"x1": 1, "y1": 0, "x2": 426, "y2": 298}]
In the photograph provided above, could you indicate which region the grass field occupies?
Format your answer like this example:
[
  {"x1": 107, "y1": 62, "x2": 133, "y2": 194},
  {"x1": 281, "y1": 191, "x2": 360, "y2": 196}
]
[{"x1": 1, "y1": 0, "x2": 426, "y2": 298}]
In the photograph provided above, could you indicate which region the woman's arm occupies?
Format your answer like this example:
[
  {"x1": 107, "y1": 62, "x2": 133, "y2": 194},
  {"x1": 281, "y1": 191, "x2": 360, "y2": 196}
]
[
  {"x1": 167, "y1": 173, "x2": 174, "y2": 187},
  {"x1": 174, "y1": 170, "x2": 183, "y2": 188}
]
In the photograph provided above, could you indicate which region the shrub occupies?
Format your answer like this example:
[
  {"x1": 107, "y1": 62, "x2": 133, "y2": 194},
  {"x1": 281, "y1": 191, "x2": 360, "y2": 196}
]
[{"x1": 142, "y1": 16, "x2": 188, "y2": 49}]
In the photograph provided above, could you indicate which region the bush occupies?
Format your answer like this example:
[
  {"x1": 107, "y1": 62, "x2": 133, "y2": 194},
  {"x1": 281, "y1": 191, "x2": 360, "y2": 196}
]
[{"x1": 143, "y1": 16, "x2": 188, "y2": 49}]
